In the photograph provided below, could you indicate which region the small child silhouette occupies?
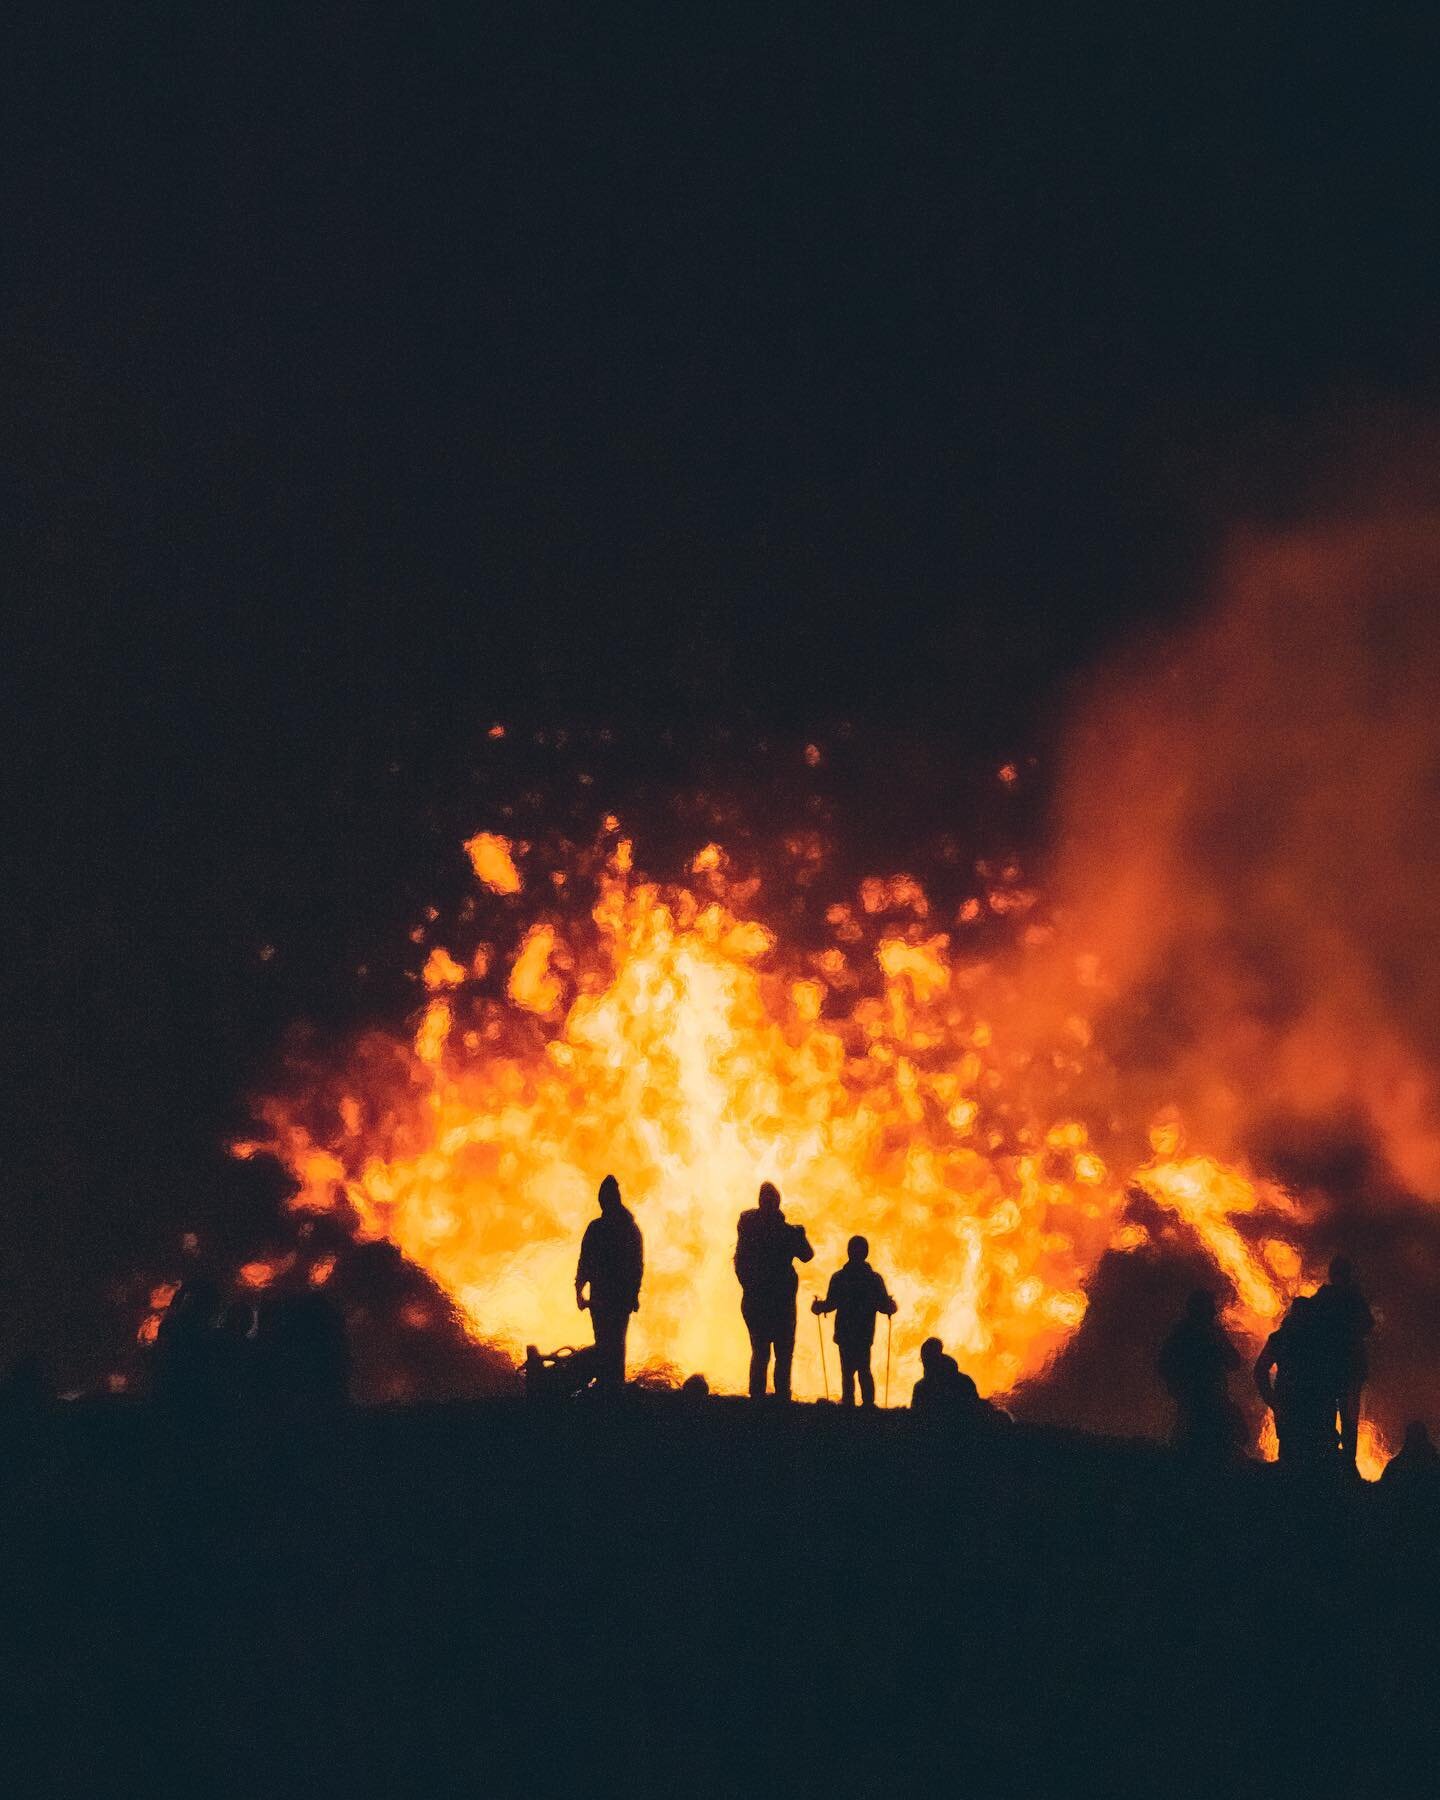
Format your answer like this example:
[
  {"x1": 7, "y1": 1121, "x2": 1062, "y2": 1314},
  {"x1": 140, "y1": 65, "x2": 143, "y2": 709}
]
[{"x1": 811, "y1": 1235, "x2": 897, "y2": 1406}]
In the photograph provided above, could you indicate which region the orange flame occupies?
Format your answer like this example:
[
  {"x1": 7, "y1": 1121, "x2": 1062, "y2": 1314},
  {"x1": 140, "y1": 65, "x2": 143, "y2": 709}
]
[
  {"x1": 228, "y1": 506, "x2": 1440, "y2": 1482},
  {"x1": 464, "y1": 832, "x2": 522, "y2": 895},
  {"x1": 243, "y1": 827, "x2": 1326, "y2": 1412}
]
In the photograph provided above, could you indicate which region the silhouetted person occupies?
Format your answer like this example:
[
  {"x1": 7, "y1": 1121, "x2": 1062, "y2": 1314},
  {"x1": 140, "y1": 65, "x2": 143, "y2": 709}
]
[
  {"x1": 734, "y1": 1182, "x2": 813, "y2": 1400},
  {"x1": 811, "y1": 1234, "x2": 897, "y2": 1407},
  {"x1": 1313, "y1": 1256, "x2": 1374, "y2": 1471},
  {"x1": 152, "y1": 1278, "x2": 223, "y2": 1413},
  {"x1": 1380, "y1": 1421, "x2": 1440, "y2": 1504},
  {"x1": 575, "y1": 1175, "x2": 643, "y2": 1391},
  {"x1": 911, "y1": 1337, "x2": 982, "y2": 1420},
  {"x1": 1254, "y1": 1294, "x2": 1340, "y2": 1469},
  {"x1": 1158, "y1": 1290, "x2": 1243, "y2": 1459}
]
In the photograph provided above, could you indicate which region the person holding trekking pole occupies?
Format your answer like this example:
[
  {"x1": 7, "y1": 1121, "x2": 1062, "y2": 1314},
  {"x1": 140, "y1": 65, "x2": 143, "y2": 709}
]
[
  {"x1": 811, "y1": 1235, "x2": 897, "y2": 1408},
  {"x1": 815, "y1": 1305, "x2": 830, "y2": 1401}
]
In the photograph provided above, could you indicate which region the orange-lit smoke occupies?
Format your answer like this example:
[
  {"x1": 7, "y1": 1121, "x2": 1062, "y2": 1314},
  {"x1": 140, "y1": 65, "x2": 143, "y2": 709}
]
[
  {"x1": 1027, "y1": 508, "x2": 1440, "y2": 1467},
  {"x1": 1048, "y1": 513, "x2": 1440, "y2": 1203}
]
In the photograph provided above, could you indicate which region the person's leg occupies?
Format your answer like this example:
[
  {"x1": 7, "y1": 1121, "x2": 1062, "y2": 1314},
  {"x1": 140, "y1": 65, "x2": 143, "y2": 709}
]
[
  {"x1": 588, "y1": 1308, "x2": 608, "y2": 1385},
  {"x1": 591, "y1": 1309, "x2": 627, "y2": 1389},
  {"x1": 1293, "y1": 1395, "x2": 1338, "y2": 1468},
  {"x1": 1339, "y1": 1380, "x2": 1362, "y2": 1468},
  {"x1": 858, "y1": 1350, "x2": 875, "y2": 1407},
  {"x1": 743, "y1": 1301, "x2": 768, "y2": 1398},
  {"x1": 839, "y1": 1350, "x2": 856, "y2": 1406},
  {"x1": 772, "y1": 1307, "x2": 797, "y2": 1401}
]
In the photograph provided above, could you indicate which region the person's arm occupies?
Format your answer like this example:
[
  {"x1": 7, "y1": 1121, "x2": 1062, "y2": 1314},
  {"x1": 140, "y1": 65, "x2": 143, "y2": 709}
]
[
  {"x1": 630, "y1": 1221, "x2": 644, "y2": 1312},
  {"x1": 812, "y1": 1272, "x2": 838, "y2": 1315},
  {"x1": 792, "y1": 1224, "x2": 815, "y2": 1264},
  {"x1": 877, "y1": 1273, "x2": 897, "y2": 1317}
]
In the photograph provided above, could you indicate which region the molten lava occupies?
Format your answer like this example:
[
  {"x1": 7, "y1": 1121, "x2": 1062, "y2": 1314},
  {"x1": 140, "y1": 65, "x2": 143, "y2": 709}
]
[{"x1": 238, "y1": 821, "x2": 1345, "y2": 1444}]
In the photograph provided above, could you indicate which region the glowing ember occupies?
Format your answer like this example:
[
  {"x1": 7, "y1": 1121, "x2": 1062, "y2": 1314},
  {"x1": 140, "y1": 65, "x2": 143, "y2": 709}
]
[
  {"x1": 237, "y1": 1256, "x2": 293, "y2": 1290},
  {"x1": 464, "y1": 831, "x2": 523, "y2": 895}
]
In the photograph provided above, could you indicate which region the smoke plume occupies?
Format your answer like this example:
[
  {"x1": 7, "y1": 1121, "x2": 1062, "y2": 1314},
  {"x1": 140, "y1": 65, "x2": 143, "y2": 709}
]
[{"x1": 1037, "y1": 508, "x2": 1440, "y2": 1439}]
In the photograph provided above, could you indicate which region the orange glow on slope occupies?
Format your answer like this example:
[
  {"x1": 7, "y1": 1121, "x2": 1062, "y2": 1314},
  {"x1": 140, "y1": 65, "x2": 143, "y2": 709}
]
[{"x1": 242, "y1": 828, "x2": 1334, "y2": 1407}]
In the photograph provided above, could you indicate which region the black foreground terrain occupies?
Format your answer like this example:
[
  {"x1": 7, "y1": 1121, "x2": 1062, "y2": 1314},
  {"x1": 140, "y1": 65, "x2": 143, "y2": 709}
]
[{"x1": 1, "y1": 1398, "x2": 1437, "y2": 1800}]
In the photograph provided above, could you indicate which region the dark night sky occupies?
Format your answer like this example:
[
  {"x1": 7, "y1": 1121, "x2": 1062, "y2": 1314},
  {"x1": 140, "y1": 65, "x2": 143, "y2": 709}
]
[{"x1": 6, "y1": 4, "x2": 1440, "y2": 1376}]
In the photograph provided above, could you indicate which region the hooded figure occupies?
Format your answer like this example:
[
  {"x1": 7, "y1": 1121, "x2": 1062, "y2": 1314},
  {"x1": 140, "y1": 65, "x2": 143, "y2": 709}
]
[
  {"x1": 576, "y1": 1175, "x2": 644, "y2": 1390},
  {"x1": 1312, "y1": 1257, "x2": 1374, "y2": 1471},
  {"x1": 734, "y1": 1182, "x2": 813, "y2": 1400},
  {"x1": 1254, "y1": 1295, "x2": 1341, "y2": 1468}
]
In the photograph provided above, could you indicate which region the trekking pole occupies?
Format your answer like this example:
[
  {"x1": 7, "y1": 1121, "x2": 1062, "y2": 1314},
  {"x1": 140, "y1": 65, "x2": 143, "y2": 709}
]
[
  {"x1": 815, "y1": 1309, "x2": 830, "y2": 1402},
  {"x1": 884, "y1": 1313, "x2": 892, "y2": 1409}
]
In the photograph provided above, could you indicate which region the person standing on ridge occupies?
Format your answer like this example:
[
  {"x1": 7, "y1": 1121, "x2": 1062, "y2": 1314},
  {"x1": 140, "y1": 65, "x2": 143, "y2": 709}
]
[
  {"x1": 1312, "y1": 1256, "x2": 1374, "y2": 1472},
  {"x1": 734, "y1": 1182, "x2": 814, "y2": 1400},
  {"x1": 1158, "y1": 1290, "x2": 1244, "y2": 1460},
  {"x1": 576, "y1": 1175, "x2": 644, "y2": 1391},
  {"x1": 811, "y1": 1235, "x2": 897, "y2": 1407},
  {"x1": 1254, "y1": 1294, "x2": 1339, "y2": 1468}
]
